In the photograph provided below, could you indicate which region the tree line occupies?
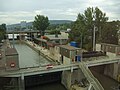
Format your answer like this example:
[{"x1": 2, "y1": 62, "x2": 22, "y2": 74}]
[{"x1": 0, "y1": 24, "x2": 6, "y2": 42}]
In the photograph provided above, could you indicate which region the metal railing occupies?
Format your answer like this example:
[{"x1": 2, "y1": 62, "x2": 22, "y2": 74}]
[{"x1": 79, "y1": 62, "x2": 104, "y2": 90}]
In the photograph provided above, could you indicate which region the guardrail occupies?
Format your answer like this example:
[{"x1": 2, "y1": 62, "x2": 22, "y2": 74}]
[
  {"x1": 0, "y1": 63, "x2": 79, "y2": 77},
  {"x1": 86, "y1": 58, "x2": 120, "y2": 67}
]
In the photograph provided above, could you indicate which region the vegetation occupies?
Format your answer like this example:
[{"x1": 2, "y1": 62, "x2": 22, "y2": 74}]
[
  {"x1": 47, "y1": 23, "x2": 71, "y2": 31},
  {"x1": 101, "y1": 21, "x2": 120, "y2": 44},
  {"x1": 69, "y1": 7, "x2": 108, "y2": 51},
  {"x1": 49, "y1": 30, "x2": 61, "y2": 35},
  {"x1": 0, "y1": 23, "x2": 6, "y2": 41},
  {"x1": 33, "y1": 15, "x2": 49, "y2": 36},
  {"x1": 47, "y1": 23, "x2": 71, "y2": 35}
]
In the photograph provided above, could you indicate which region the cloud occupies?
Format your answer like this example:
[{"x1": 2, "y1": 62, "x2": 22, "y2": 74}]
[
  {"x1": 0, "y1": 0, "x2": 119, "y2": 24},
  {"x1": 60, "y1": 8, "x2": 79, "y2": 16},
  {"x1": 0, "y1": 10, "x2": 43, "y2": 24}
]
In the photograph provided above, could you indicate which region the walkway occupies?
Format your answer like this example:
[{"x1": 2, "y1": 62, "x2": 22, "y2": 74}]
[{"x1": 79, "y1": 62, "x2": 104, "y2": 90}]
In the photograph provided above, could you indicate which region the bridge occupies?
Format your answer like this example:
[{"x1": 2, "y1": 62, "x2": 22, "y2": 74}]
[
  {"x1": 0, "y1": 63, "x2": 78, "y2": 77},
  {"x1": 86, "y1": 57, "x2": 120, "y2": 67},
  {"x1": 0, "y1": 57, "x2": 120, "y2": 77},
  {"x1": 6, "y1": 30, "x2": 40, "y2": 34}
]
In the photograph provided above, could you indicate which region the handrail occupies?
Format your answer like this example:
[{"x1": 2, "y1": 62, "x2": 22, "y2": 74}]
[{"x1": 79, "y1": 62, "x2": 104, "y2": 90}]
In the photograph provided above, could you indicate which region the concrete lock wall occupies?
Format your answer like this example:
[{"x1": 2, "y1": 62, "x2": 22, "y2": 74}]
[
  {"x1": 63, "y1": 56, "x2": 71, "y2": 64},
  {"x1": 96, "y1": 44, "x2": 101, "y2": 51},
  {"x1": 71, "y1": 69, "x2": 85, "y2": 85},
  {"x1": 61, "y1": 69, "x2": 85, "y2": 89},
  {"x1": 104, "y1": 63, "x2": 119, "y2": 80},
  {"x1": 6, "y1": 55, "x2": 19, "y2": 70},
  {"x1": 61, "y1": 70, "x2": 71, "y2": 89}
]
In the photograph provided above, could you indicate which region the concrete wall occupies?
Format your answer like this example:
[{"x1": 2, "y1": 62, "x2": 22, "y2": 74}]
[
  {"x1": 63, "y1": 56, "x2": 71, "y2": 64},
  {"x1": 61, "y1": 69, "x2": 85, "y2": 89},
  {"x1": 71, "y1": 69, "x2": 85, "y2": 85},
  {"x1": 0, "y1": 60, "x2": 5, "y2": 70},
  {"x1": 6, "y1": 55, "x2": 19, "y2": 70},
  {"x1": 61, "y1": 70, "x2": 71, "y2": 89},
  {"x1": 49, "y1": 46, "x2": 61, "y2": 62},
  {"x1": 96, "y1": 44, "x2": 101, "y2": 51},
  {"x1": 104, "y1": 63, "x2": 119, "y2": 80}
]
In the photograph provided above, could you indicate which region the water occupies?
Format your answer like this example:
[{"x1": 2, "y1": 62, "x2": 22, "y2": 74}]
[
  {"x1": 14, "y1": 43, "x2": 51, "y2": 68},
  {"x1": 26, "y1": 82, "x2": 67, "y2": 90},
  {"x1": 14, "y1": 43, "x2": 67, "y2": 90}
]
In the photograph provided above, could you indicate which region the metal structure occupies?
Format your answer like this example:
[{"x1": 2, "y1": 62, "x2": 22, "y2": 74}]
[{"x1": 79, "y1": 62, "x2": 104, "y2": 90}]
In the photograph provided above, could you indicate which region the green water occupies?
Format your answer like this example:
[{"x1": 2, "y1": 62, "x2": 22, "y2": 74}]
[
  {"x1": 26, "y1": 82, "x2": 67, "y2": 90},
  {"x1": 14, "y1": 43, "x2": 51, "y2": 68}
]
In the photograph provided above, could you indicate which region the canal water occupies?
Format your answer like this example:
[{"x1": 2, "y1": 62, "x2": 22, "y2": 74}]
[
  {"x1": 14, "y1": 43, "x2": 51, "y2": 68},
  {"x1": 14, "y1": 42, "x2": 67, "y2": 90},
  {"x1": 26, "y1": 82, "x2": 67, "y2": 90}
]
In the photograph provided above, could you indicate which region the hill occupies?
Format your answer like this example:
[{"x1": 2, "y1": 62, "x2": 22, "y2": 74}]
[{"x1": 7, "y1": 20, "x2": 72, "y2": 30}]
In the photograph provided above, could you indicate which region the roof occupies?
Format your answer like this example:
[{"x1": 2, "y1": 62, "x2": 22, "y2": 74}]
[
  {"x1": 45, "y1": 35, "x2": 68, "y2": 40},
  {"x1": 35, "y1": 38, "x2": 47, "y2": 42},
  {"x1": 47, "y1": 41, "x2": 59, "y2": 47},
  {"x1": 58, "y1": 45, "x2": 81, "y2": 51},
  {"x1": 5, "y1": 48, "x2": 18, "y2": 56}
]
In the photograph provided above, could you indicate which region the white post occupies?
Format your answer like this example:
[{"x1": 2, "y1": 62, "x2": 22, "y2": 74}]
[
  {"x1": 12, "y1": 32, "x2": 15, "y2": 48},
  {"x1": 81, "y1": 33, "x2": 83, "y2": 62},
  {"x1": 93, "y1": 26, "x2": 96, "y2": 51},
  {"x1": 18, "y1": 74, "x2": 25, "y2": 90},
  {"x1": 88, "y1": 83, "x2": 93, "y2": 90}
]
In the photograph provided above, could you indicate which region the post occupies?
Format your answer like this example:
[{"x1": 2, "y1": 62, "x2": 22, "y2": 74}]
[
  {"x1": 12, "y1": 32, "x2": 15, "y2": 48},
  {"x1": 81, "y1": 33, "x2": 83, "y2": 62},
  {"x1": 88, "y1": 83, "x2": 93, "y2": 90},
  {"x1": 18, "y1": 74, "x2": 25, "y2": 90},
  {"x1": 93, "y1": 25, "x2": 96, "y2": 51}
]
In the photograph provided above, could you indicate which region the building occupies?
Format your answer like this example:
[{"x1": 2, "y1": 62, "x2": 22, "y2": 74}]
[
  {"x1": 96, "y1": 43, "x2": 120, "y2": 57},
  {"x1": 45, "y1": 34, "x2": 68, "y2": 44},
  {"x1": 58, "y1": 45, "x2": 82, "y2": 64},
  {"x1": 20, "y1": 21, "x2": 27, "y2": 29}
]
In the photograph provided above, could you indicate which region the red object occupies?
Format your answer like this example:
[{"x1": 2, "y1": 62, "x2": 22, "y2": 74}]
[
  {"x1": 41, "y1": 36, "x2": 47, "y2": 39},
  {"x1": 10, "y1": 63, "x2": 15, "y2": 68},
  {"x1": 46, "y1": 64, "x2": 53, "y2": 69}
]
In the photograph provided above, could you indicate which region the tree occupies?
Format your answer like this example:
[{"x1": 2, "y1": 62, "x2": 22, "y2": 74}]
[
  {"x1": 94, "y1": 7, "x2": 108, "y2": 42},
  {"x1": 69, "y1": 7, "x2": 108, "y2": 51},
  {"x1": 0, "y1": 23, "x2": 6, "y2": 41},
  {"x1": 33, "y1": 15, "x2": 49, "y2": 36},
  {"x1": 102, "y1": 21, "x2": 119, "y2": 44}
]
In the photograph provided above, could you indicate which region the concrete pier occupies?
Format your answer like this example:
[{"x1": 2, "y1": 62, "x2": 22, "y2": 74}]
[{"x1": 18, "y1": 74, "x2": 25, "y2": 90}]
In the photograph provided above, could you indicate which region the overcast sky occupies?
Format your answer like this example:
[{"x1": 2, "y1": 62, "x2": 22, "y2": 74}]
[{"x1": 0, "y1": 0, "x2": 120, "y2": 25}]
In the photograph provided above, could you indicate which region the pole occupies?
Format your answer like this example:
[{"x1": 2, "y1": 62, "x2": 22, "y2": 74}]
[
  {"x1": 18, "y1": 74, "x2": 25, "y2": 90},
  {"x1": 93, "y1": 25, "x2": 96, "y2": 51},
  {"x1": 12, "y1": 32, "x2": 15, "y2": 48},
  {"x1": 81, "y1": 33, "x2": 83, "y2": 62},
  {"x1": 81, "y1": 33, "x2": 82, "y2": 49}
]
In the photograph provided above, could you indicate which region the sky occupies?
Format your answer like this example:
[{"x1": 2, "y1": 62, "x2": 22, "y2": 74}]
[{"x1": 0, "y1": 0, "x2": 120, "y2": 25}]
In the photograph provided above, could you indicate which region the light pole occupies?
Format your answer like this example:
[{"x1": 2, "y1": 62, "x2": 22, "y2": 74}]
[
  {"x1": 80, "y1": 33, "x2": 83, "y2": 62},
  {"x1": 93, "y1": 25, "x2": 97, "y2": 51},
  {"x1": 12, "y1": 32, "x2": 15, "y2": 48}
]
